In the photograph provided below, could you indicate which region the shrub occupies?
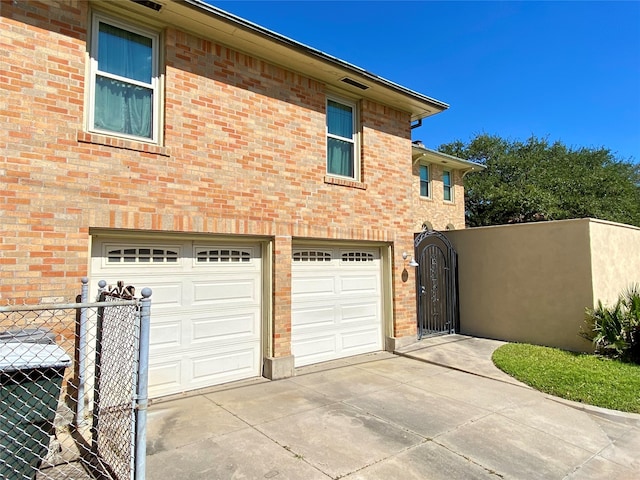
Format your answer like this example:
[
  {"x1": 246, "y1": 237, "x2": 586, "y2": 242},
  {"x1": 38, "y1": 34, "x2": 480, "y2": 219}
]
[{"x1": 581, "y1": 284, "x2": 640, "y2": 364}]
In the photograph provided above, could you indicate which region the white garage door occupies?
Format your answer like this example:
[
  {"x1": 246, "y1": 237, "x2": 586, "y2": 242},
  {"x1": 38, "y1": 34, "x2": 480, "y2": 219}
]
[
  {"x1": 292, "y1": 246, "x2": 383, "y2": 367},
  {"x1": 91, "y1": 238, "x2": 262, "y2": 398}
]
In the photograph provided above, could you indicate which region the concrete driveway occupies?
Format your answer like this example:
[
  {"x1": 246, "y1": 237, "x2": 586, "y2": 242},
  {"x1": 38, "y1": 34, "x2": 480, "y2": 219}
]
[{"x1": 146, "y1": 335, "x2": 640, "y2": 479}]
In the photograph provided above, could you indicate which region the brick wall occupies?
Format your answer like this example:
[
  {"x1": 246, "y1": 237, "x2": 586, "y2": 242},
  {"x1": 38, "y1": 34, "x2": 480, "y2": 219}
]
[
  {"x1": 1, "y1": 0, "x2": 89, "y2": 303},
  {"x1": 411, "y1": 163, "x2": 466, "y2": 231},
  {"x1": 1, "y1": 1, "x2": 463, "y2": 348}
]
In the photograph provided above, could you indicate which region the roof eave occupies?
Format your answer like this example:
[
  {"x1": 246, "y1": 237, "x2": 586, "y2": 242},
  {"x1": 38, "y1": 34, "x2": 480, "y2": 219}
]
[
  {"x1": 88, "y1": 0, "x2": 448, "y2": 120},
  {"x1": 412, "y1": 145, "x2": 486, "y2": 173},
  {"x1": 182, "y1": 0, "x2": 449, "y2": 121}
]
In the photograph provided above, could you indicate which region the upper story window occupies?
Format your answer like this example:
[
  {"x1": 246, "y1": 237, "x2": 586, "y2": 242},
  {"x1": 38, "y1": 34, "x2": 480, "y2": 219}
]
[
  {"x1": 419, "y1": 164, "x2": 430, "y2": 198},
  {"x1": 443, "y1": 170, "x2": 453, "y2": 202},
  {"x1": 89, "y1": 14, "x2": 159, "y2": 143},
  {"x1": 326, "y1": 97, "x2": 359, "y2": 180}
]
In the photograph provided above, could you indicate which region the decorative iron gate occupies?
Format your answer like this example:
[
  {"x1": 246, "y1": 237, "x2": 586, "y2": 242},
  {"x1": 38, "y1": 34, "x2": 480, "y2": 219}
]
[{"x1": 414, "y1": 230, "x2": 459, "y2": 338}]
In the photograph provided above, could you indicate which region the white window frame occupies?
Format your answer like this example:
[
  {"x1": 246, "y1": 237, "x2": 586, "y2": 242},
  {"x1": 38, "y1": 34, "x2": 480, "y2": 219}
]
[
  {"x1": 419, "y1": 163, "x2": 431, "y2": 198},
  {"x1": 326, "y1": 96, "x2": 360, "y2": 181},
  {"x1": 443, "y1": 169, "x2": 453, "y2": 202},
  {"x1": 88, "y1": 13, "x2": 160, "y2": 143}
]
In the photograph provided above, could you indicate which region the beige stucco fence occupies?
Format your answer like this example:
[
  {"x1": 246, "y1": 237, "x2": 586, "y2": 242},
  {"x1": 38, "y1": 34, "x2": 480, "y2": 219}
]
[{"x1": 446, "y1": 218, "x2": 640, "y2": 352}]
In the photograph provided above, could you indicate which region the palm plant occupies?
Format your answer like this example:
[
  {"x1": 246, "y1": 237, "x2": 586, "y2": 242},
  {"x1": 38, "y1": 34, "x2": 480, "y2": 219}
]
[
  {"x1": 623, "y1": 284, "x2": 640, "y2": 363},
  {"x1": 582, "y1": 284, "x2": 640, "y2": 364}
]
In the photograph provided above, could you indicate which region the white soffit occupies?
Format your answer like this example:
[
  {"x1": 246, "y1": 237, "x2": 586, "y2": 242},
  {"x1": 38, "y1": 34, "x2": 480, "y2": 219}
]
[{"x1": 412, "y1": 145, "x2": 486, "y2": 172}]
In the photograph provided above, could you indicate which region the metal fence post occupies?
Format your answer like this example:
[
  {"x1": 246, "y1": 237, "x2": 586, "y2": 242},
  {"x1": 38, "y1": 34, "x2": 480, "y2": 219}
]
[
  {"x1": 76, "y1": 277, "x2": 89, "y2": 424},
  {"x1": 135, "y1": 287, "x2": 152, "y2": 480},
  {"x1": 91, "y1": 280, "x2": 107, "y2": 454}
]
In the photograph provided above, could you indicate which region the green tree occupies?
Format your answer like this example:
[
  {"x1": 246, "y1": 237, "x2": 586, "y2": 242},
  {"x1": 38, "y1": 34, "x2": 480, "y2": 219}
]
[{"x1": 439, "y1": 135, "x2": 640, "y2": 227}]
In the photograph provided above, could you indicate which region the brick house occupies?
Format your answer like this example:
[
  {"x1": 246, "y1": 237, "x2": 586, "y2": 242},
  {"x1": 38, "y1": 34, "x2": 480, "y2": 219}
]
[{"x1": 1, "y1": 0, "x2": 482, "y2": 398}]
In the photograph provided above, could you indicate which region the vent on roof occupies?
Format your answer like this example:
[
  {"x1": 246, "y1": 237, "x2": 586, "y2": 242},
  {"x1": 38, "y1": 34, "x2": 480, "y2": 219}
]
[
  {"x1": 340, "y1": 77, "x2": 370, "y2": 90},
  {"x1": 131, "y1": 0, "x2": 163, "y2": 11}
]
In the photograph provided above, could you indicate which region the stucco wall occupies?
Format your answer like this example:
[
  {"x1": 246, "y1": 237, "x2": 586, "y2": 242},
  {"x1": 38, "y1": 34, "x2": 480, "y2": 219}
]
[
  {"x1": 447, "y1": 219, "x2": 599, "y2": 352},
  {"x1": 589, "y1": 220, "x2": 640, "y2": 307}
]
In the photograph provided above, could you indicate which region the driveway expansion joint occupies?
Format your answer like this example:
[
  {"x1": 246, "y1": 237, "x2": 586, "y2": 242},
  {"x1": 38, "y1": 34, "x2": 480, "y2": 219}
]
[{"x1": 394, "y1": 350, "x2": 533, "y2": 390}]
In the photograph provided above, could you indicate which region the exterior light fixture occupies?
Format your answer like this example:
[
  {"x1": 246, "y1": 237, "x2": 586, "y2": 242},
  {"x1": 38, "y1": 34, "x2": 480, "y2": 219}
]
[{"x1": 402, "y1": 251, "x2": 419, "y2": 268}]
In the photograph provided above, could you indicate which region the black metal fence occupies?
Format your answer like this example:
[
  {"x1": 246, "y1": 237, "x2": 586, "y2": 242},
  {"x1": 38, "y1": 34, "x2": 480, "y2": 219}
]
[{"x1": 0, "y1": 279, "x2": 151, "y2": 480}]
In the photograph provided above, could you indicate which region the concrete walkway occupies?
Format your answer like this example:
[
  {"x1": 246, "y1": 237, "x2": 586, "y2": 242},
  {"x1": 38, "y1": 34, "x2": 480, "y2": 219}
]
[{"x1": 146, "y1": 335, "x2": 640, "y2": 479}]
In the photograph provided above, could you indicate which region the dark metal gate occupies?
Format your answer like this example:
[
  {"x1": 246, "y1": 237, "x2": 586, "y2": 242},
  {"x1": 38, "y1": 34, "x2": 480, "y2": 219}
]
[{"x1": 415, "y1": 230, "x2": 459, "y2": 338}]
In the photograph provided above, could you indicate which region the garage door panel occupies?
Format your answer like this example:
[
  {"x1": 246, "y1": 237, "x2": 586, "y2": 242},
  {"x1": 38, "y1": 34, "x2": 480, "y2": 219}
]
[
  {"x1": 148, "y1": 359, "x2": 182, "y2": 398},
  {"x1": 340, "y1": 303, "x2": 379, "y2": 323},
  {"x1": 140, "y1": 282, "x2": 184, "y2": 309},
  {"x1": 292, "y1": 334, "x2": 336, "y2": 366},
  {"x1": 191, "y1": 346, "x2": 258, "y2": 384},
  {"x1": 90, "y1": 278, "x2": 184, "y2": 309},
  {"x1": 292, "y1": 305, "x2": 336, "y2": 328},
  {"x1": 192, "y1": 279, "x2": 259, "y2": 305},
  {"x1": 340, "y1": 275, "x2": 379, "y2": 295},
  {"x1": 341, "y1": 328, "x2": 381, "y2": 352},
  {"x1": 292, "y1": 276, "x2": 336, "y2": 297},
  {"x1": 191, "y1": 313, "x2": 259, "y2": 343},
  {"x1": 149, "y1": 321, "x2": 181, "y2": 349}
]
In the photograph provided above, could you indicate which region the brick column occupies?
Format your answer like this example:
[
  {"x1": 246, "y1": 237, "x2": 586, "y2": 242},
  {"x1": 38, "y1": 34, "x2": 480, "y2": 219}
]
[
  {"x1": 263, "y1": 235, "x2": 294, "y2": 379},
  {"x1": 387, "y1": 236, "x2": 419, "y2": 351}
]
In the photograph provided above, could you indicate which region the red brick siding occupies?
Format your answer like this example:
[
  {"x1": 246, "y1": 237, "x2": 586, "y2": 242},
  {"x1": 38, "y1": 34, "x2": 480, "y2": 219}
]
[
  {"x1": 1, "y1": 1, "x2": 462, "y2": 345},
  {"x1": 411, "y1": 163, "x2": 466, "y2": 231},
  {"x1": 1, "y1": 0, "x2": 88, "y2": 304},
  {"x1": 272, "y1": 236, "x2": 292, "y2": 358}
]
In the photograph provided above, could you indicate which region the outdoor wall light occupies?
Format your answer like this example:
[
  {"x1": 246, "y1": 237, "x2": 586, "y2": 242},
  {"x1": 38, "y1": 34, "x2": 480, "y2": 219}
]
[{"x1": 402, "y1": 251, "x2": 419, "y2": 267}]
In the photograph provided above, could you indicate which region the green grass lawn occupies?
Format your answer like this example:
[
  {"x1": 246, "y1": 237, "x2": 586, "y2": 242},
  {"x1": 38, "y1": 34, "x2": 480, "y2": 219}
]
[{"x1": 492, "y1": 343, "x2": 640, "y2": 413}]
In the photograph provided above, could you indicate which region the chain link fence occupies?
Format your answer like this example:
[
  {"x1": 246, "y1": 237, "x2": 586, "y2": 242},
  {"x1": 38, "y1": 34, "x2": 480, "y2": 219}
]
[{"x1": 0, "y1": 279, "x2": 151, "y2": 480}]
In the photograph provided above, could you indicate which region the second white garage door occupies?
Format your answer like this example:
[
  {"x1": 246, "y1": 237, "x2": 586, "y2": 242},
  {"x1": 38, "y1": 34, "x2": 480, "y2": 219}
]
[
  {"x1": 91, "y1": 238, "x2": 262, "y2": 398},
  {"x1": 291, "y1": 246, "x2": 383, "y2": 367}
]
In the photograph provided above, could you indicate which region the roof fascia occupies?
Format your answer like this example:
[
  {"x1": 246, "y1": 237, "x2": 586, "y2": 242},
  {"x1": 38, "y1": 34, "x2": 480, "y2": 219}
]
[{"x1": 412, "y1": 146, "x2": 486, "y2": 174}]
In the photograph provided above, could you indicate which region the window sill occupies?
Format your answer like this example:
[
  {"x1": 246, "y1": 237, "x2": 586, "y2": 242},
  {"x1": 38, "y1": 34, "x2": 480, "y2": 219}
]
[
  {"x1": 77, "y1": 131, "x2": 170, "y2": 157},
  {"x1": 324, "y1": 175, "x2": 367, "y2": 190}
]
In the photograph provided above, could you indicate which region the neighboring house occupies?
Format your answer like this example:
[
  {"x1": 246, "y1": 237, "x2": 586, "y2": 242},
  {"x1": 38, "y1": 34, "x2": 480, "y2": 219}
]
[
  {"x1": 411, "y1": 142, "x2": 484, "y2": 232},
  {"x1": 1, "y1": 0, "x2": 479, "y2": 398}
]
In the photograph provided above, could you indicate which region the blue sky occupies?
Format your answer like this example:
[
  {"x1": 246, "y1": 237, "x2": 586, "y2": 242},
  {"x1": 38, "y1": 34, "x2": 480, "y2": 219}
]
[{"x1": 211, "y1": 1, "x2": 640, "y2": 163}]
